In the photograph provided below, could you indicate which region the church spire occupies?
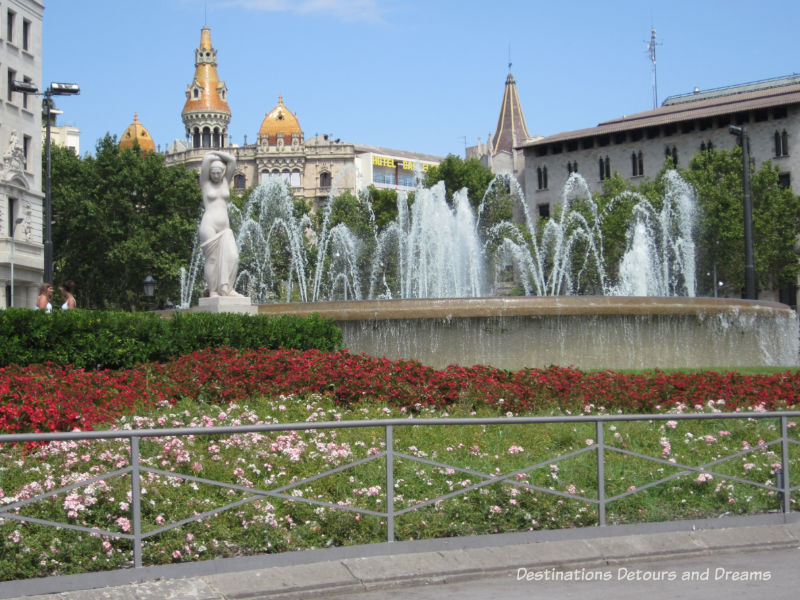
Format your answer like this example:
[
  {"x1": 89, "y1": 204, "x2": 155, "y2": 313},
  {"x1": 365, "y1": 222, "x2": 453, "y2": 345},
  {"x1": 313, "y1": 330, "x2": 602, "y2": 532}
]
[
  {"x1": 491, "y1": 72, "x2": 530, "y2": 155},
  {"x1": 181, "y1": 26, "x2": 231, "y2": 149}
]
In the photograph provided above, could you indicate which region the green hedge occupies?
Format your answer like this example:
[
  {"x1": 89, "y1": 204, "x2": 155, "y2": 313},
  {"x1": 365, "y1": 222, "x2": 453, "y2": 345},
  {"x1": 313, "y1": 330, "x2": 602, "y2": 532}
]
[{"x1": 0, "y1": 308, "x2": 343, "y2": 369}]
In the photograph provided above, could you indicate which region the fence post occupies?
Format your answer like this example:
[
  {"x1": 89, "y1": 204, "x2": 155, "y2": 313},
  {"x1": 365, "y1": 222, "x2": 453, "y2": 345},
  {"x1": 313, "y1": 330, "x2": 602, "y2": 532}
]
[
  {"x1": 130, "y1": 436, "x2": 143, "y2": 568},
  {"x1": 596, "y1": 420, "x2": 606, "y2": 526},
  {"x1": 385, "y1": 425, "x2": 394, "y2": 542},
  {"x1": 780, "y1": 416, "x2": 791, "y2": 515}
]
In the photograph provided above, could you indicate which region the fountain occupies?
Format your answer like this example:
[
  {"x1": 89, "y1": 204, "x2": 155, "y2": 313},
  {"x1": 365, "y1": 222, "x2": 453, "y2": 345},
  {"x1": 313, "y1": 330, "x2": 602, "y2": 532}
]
[{"x1": 179, "y1": 171, "x2": 798, "y2": 370}]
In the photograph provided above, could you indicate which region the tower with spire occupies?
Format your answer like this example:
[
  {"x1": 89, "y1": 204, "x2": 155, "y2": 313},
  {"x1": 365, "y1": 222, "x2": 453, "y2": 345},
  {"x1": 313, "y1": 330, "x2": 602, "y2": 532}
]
[
  {"x1": 466, "y1": 68, "x2": 534, "y2": 183},
  {"x1": 182, "y1": 26, "x2": 231, "y2": 149}
]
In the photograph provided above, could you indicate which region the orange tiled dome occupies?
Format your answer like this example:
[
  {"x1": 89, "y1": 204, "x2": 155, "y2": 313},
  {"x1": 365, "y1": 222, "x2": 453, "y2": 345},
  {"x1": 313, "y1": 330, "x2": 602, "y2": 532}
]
[
  {"x1": 259, "y1": 95, "x2": 301, "y2": 137},
  {"x1": 181, "y1": 26, "x2": 231, "y2": 116},
  {"x1": 119, "y1": 113, "x2": 155, "y2": 152}
]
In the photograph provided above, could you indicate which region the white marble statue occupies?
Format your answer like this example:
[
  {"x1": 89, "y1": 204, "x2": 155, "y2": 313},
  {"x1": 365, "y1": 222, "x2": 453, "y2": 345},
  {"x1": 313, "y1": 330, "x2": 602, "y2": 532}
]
[{"x1": 198, "y1": 150, "x2": 242, "y2": 297}]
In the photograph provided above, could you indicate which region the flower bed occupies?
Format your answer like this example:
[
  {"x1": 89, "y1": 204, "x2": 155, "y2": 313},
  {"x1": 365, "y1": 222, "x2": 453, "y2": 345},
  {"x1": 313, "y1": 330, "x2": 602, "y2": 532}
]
[{"x1": 1, "y1": 347, "x2": 799, "y2": 435}]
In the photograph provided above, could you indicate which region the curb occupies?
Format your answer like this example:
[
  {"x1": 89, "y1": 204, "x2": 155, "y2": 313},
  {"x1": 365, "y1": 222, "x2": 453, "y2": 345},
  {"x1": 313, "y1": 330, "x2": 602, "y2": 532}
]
[{"x1": 2, "y1": 516, "x2": 799, "y2": 600}]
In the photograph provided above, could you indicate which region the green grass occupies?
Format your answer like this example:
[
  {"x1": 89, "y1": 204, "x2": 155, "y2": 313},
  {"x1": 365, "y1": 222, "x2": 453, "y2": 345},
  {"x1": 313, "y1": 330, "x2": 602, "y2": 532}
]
[{"x1": 0, "y1": 393, "x2": 797, "y2": 580}]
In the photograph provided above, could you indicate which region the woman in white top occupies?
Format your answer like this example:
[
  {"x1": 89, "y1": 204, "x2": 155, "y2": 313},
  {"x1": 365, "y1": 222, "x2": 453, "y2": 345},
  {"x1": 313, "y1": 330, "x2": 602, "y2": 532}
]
[
  {"x1": 35, "y1": 282, "x2": 53, "y2": 313},
  {"x1": 60, "y1": 280, "x2": 77, "y2": 310}
]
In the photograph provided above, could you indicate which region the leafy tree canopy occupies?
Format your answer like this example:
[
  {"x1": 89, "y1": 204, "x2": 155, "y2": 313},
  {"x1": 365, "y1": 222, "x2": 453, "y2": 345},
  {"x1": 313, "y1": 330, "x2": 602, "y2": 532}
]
[
  {"x1": 424, "y1": 154, "x2": 495, "y2": 209},
  {"x1": 49, "y1": 135, "x2": 202, "y2": 310}
]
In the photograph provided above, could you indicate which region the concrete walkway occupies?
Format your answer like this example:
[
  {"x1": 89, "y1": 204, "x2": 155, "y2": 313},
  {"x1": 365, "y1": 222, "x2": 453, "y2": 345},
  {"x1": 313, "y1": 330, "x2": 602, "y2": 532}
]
[{"x1": 1, "y1": 514, "x2": 798, "y2": 600}]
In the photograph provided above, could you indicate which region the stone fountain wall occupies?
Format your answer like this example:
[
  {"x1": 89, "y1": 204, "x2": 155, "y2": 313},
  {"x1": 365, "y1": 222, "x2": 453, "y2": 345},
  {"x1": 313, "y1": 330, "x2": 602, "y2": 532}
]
[{"x1": 256, "y1": 297, "x2": 799, "y2": 370}]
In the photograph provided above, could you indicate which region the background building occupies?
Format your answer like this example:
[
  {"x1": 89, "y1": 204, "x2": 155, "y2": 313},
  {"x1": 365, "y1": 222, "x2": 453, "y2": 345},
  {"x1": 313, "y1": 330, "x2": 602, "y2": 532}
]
[
  {"x1": 520, "y1": 74, "x2": 800, "y2": 219},
  {"x1": 165, "y1": 27, "x2": 440, "y2": 207},
  {"x1": 0, "y1": 0, "x2": 43, "y2": 309}
]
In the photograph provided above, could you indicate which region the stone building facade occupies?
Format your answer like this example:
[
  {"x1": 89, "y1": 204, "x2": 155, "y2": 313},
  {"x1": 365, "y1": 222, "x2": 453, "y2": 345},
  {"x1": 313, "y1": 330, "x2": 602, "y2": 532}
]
[
  {"x1": 520, "y1": 75, "x2": 800, "y2": 219},
  {"x1": 0, "y1": 0, "x2": 43, "y2": 309}
]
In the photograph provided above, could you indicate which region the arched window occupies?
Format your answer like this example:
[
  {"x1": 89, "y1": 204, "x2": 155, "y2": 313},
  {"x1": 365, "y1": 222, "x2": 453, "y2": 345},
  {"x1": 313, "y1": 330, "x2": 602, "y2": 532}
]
[
  {"x1": 632, "y1": 152, "x2": 644, "y2": 176},
  {"x1": 212, "y1": 127, "x2": 221, "y2": 148},
  {"x1": 665, "y1": 145, "x2": 678, "y2": 166},
  {"x1": 202, "y1": 127, "x2": 211, "y2": 148},
  {"x1": 192, "y1": 127, "x2": 200, "y2": 149},
  {"x1": 320, "y1": 171, "x2": 332, "y2": 187},
  {"x1": 542, "y1": 166, "x2": 548, "y2": 189},
  {"x1": 233, "y1": 173, "x2": 246, "y2": 190},
  {"x1": 776, "y1": 130, "x2": 789, "y2": 157},
  {"x1": 537, "y1": 167, "x2": 543, "y2": 189},
  {"x1": 567, "y1": 161, "x2": 578, "y2": 175},
  {"x1": 600, "y1": 156, "x2": 610, "y2": 180},
  {"x1": 290, "y1": 170, "x2": 301, "y2": 187}
]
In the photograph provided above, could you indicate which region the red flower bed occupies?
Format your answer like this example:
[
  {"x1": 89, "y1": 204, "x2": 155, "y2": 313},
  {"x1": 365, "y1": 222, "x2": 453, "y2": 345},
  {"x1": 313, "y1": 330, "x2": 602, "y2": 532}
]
[{"x1": 1, "y1": 347, "x2": 799, "y2": 435}]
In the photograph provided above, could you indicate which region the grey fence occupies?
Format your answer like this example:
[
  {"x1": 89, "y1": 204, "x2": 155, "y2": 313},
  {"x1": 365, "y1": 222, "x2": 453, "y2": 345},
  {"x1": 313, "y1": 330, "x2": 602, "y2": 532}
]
[{"x1": 1, "y1": 411, "x2": 799, "y2": 569}]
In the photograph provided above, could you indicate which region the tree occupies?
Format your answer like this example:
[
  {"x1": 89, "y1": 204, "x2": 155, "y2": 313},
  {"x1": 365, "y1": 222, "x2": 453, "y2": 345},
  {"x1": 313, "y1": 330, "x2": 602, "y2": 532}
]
[
  {"x1": 49, "y1": 135, "x2": 202, "y2": 310},
  {"x1": 366, "y1": 186, "x2": 399, "y2": 233},
  {"x1": 424, "y1": 154, "x2": 495, "y2": 209},
  {"x1": 682, "y1": 148, "x2": 800, "y2": 297}
]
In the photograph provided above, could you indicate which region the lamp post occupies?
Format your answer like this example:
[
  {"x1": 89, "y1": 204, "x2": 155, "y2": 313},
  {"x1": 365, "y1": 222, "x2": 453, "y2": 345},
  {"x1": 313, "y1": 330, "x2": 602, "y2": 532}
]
[
  {"x1": 10, "y1": 80, "x2": 80, "y2": 284},
  {"x1": 143, "y1": 273, "x2": 156, "y2": 311},
  {"x1": 729, "y1": 125, "x2": 757, "y2": 300},
  {"x1": 9, "y1": 216, "x2": 24, "y2": 307}
]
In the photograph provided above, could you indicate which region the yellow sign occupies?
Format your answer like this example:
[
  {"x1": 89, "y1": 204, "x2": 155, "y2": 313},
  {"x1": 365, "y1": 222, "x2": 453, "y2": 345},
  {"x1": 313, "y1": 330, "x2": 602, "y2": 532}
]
[{"x1": 372, "y1": 155, "x2": 435, "y2": 172}]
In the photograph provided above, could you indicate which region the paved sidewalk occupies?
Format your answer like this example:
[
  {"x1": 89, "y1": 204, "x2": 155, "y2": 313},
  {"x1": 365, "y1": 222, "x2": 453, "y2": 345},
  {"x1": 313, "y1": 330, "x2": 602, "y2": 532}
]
[{"x1": 1, "y1": 515, "x2": 799, "y2": 600}]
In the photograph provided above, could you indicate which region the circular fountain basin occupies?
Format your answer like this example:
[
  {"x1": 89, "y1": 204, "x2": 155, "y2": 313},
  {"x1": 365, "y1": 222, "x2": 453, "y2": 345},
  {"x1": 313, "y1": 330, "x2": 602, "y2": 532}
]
[{"x1": 256, "y1": 296, "x2": 799, "y2": 370}]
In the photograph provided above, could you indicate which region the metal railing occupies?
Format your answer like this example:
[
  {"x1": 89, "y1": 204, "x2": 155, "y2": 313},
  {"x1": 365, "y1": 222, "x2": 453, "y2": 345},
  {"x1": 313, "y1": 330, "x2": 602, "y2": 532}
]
[{"x1": 1, "y1": 411, "x2": 799, "y2": 569}]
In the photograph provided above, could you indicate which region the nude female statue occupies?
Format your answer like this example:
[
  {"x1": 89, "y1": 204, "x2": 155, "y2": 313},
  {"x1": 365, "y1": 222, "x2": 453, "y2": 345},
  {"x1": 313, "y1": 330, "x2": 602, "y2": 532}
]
[{"x1": 198, "y1": 150, "x2": 242, "y2": 297}]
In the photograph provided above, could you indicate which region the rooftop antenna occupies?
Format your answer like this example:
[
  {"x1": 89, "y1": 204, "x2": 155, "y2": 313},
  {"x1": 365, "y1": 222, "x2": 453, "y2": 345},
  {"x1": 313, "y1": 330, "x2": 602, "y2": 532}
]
[
  {"x1": 646, "y1": 27, "x2": 661, "y2": 109},
  {"x1": 204, "y1": 1, "x2": 207, "y2": 25}
]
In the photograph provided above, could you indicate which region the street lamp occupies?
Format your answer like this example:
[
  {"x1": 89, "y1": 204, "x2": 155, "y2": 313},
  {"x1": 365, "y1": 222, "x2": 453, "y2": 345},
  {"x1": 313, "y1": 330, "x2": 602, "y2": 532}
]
[
  {"x1": 143, "y1": 273, "x2": 156, "y2": 311},
  {"x1": 9, "y1": 216, "x2": 24, "y2": 307},
  {"x1": 10, "y1": 80, "x2": 80, "y2": 284},
  {"x1": 729, "y1": 124, "x2": 756, "y2": 300}
]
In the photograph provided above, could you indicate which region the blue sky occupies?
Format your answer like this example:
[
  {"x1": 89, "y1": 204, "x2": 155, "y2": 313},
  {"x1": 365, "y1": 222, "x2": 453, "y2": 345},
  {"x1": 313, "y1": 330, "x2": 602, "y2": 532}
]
[{"x1": 43, "y1": 0, "x2": 800, "y2": 159}]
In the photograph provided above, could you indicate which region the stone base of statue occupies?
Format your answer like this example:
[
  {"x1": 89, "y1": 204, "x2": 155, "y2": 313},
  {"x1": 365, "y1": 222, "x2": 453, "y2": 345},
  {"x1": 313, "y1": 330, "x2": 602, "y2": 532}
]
[{"x1": 196, "y1": 295, "x2": 256, "y2": 315}]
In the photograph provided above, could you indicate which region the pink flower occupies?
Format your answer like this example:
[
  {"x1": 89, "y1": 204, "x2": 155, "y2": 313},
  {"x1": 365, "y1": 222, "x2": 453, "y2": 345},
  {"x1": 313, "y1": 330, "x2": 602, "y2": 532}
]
[
  {"x1": 696, "y1": 473, "x2": 713, "y2": 483},
  {"x1": 508, "y1": 445, "x2": 525, "y2": 455}
]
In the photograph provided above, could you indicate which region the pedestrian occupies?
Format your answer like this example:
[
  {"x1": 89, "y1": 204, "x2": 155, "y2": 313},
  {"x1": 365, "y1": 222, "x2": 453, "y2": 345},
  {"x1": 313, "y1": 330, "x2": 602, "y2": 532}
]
[
  {"x1": 35, "y1": 282, "x2": 53, "y2": 313},
  {"x1": 60, "y1": 280, "x2": 77, "y2": 310}
]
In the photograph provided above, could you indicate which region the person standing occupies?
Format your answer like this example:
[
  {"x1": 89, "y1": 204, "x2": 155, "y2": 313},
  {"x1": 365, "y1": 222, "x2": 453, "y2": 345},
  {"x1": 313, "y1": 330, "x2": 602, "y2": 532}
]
[
  {"x1": 35, "y1": 283, "x2": 53, "y2": 313},
  {"x1": 60, "y1": 280, "x2": 77, "y2": 310}
]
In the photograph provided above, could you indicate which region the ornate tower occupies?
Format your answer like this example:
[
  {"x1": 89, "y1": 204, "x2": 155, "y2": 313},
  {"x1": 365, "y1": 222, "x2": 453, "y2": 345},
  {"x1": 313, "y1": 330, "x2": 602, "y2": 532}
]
[{"x1": 181, "y1": 26, "x2": 231, "y2": 149}]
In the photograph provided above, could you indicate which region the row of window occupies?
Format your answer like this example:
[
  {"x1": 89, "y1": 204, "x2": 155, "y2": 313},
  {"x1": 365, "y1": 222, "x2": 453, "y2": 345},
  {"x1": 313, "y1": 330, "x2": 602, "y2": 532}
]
[
  {"x1": 535, "y1": 131, "x2": 792, "y2": 190},
  {"x1": 373, "y1": 172, "x2": 417, "y2": 187},
  {"x1": 3, "y1": 8, "x2": 32, "y2": 51},
  {"x1": 233, "y1": 171, "x2": 336, "y2": 190},
  {"x1": 189, "y1": 126, "x2": 226, "y2": 149},
  {"x1": 534, "y1": 108, "x2": 790, "y2": 158}
]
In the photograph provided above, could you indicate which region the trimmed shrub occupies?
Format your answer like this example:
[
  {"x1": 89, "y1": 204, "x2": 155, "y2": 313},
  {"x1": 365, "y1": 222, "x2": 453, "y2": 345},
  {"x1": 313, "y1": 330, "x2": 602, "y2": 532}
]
[{"x1": 0, "y1": 308, "x2": 342, "y2": 368}]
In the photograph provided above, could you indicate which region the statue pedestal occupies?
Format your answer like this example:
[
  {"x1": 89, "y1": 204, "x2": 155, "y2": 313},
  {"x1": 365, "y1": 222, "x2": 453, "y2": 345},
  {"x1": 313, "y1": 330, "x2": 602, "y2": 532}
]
[{"x1": 196, "y1": 296, "x2": 256, "y2": 315}]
